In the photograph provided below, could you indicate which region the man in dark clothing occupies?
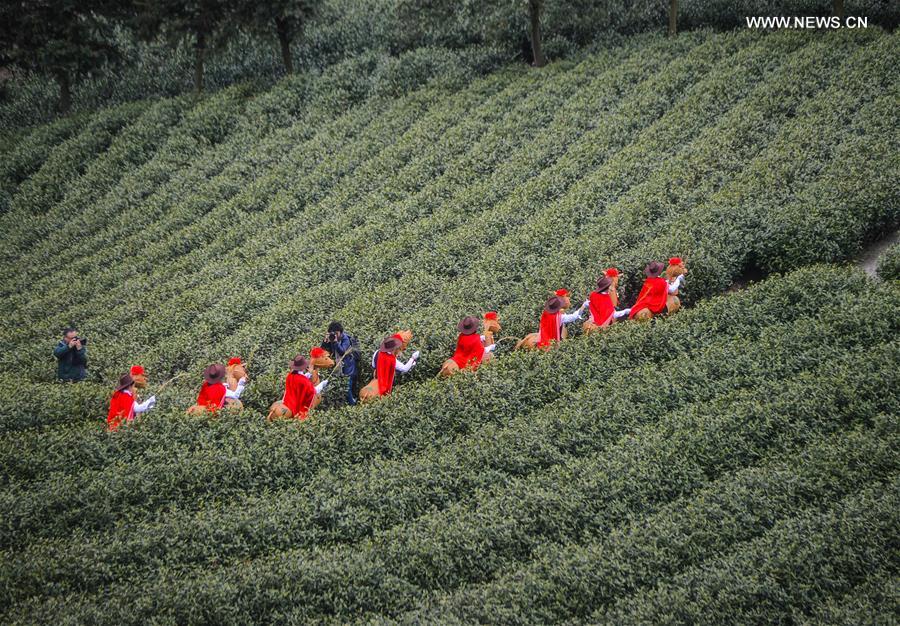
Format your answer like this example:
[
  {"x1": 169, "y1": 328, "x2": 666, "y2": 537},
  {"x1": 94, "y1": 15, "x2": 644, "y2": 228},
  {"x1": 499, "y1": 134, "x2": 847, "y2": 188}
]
[
  {"x1": 54, "y1": 327, "x2": 87, "y2": 382},
  {"x1": 321, "y1": 321, "x2": 359, "y2": 405}
]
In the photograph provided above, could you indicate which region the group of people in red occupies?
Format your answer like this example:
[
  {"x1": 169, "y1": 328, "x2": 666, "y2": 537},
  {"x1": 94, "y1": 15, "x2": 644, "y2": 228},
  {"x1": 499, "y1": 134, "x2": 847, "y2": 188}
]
[{"x1": 107, "y1": 257, "x2": 686, "y2": 430}]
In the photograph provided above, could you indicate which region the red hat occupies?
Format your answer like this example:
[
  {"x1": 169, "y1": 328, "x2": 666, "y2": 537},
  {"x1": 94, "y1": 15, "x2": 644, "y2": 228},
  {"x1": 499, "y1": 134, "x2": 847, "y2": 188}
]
[
  {"x1": 310, "y1": 347, "x2": 327, "y2": 358},
  {"x1": 484, "y1": 311, "x2": 498, "y2": 321},
  {"x1": 555, "y1": 289, "x2": 569, "y2": 297},
  {"x1": 604, "y1": 267, "x2": 619, "y2": 278},
  {"x1": 669, "y1": 257, "x2": 683, "y2": 266},
  {"x1": 227, "y1": 357, "x2": 242, "y2": 366},
  {"x1": 130, "y1": 365, "x2": 145, "y2": 376}
]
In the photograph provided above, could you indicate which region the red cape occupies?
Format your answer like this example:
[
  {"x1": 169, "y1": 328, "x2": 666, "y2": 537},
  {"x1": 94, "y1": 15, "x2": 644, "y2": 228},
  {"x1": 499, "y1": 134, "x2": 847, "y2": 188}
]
[
  {"x1": 629, "y1": 277, "x2": 668, "y2": 318},
  {"x1": 375, "y1": 351, "x2": 397, "y2": 395},
  {"x1": 107, "y1": 390, "x2": 135, "y2": 431},
  {"x1": 282, "y1": 371, "x2": 316, "y2": 419},
  {"x1": 589, "y1": 291, "x2": 615, "y2": 327},
  {"x1": 451, "y1": 333, "x2": 485, "y2": 369},
  {"x1": 538, "y1": 311, "x2": 561, "y2": 347},
  {"x1": 197, "y1": 382, "x2": 226, "y2": 410}
]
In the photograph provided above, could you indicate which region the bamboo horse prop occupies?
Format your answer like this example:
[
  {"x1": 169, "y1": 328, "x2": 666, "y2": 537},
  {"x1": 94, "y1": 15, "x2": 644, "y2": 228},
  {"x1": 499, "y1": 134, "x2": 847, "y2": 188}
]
[{"x1": 439, "y1": 313, "x2": 501, "y2": 378}]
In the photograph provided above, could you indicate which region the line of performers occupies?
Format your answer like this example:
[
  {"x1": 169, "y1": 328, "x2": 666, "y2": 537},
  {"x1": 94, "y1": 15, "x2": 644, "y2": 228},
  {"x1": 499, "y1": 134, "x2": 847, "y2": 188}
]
[{"x1": 107, "y1": 258, "x2": 687, "y2": 430}]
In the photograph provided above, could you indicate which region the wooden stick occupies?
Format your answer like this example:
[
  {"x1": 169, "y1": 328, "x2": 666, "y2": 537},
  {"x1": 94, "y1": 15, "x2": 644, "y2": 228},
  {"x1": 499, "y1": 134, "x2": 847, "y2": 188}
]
[{"x1": 150, "y1": 372, "x2": 189, "y2": 397}]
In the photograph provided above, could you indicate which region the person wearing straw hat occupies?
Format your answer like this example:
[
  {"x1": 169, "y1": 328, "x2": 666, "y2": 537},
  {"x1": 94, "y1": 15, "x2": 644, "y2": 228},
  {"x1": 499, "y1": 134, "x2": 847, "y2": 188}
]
[
  {"x1": 630, "y1": 261, "x2": 675, "y2": 321},
  {"x1": 187, "y1": 363, "x2": 247, "y2": 415},
  {"x1": 439, "y1": 314, "x2": 499, "y2": 377},
  {"x1": 267, "y1": 354, "x2": 330, "y2": 420},
  {"x1": 107, "y1": 373, "x2": 156, "y2": 431},
  {"x1": 581, "y1": 275, "x2": 631, "y2": 334},
  {"x1": 360, "y1": 334, "x2": 420, "y2": 402}
]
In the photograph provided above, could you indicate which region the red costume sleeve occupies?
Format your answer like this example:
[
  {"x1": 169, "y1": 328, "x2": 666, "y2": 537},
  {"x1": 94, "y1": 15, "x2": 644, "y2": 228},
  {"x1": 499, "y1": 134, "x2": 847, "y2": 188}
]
[
  {"x1": 451, "y1": 333, "x2": 485, "y2": 369},
  {"x1": 283, "y1": 372, "x2": 316, "y2": 419},
  {"x1": 629, "y1": 277, "x2": 669, "y2": 318},
  {"x1": 538, "y1": 311, "x2": 561, "y2": 347},
  {"x1": 375, "y1": 351, "x2": 397, "y2": 395},
  {"x1": 589, "y1": 291, "x2": 615, "y2": 327},
  {"x1": 107, "y1": 391, "x2": 135, "y2": 431},
  {"x1": 197, "y1": 382, "x2": 226, "y2": 409}
]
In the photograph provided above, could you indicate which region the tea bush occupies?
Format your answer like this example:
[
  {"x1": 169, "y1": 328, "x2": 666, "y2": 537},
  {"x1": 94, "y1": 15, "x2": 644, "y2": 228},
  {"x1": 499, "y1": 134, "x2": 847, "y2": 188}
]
[{"x1": 877, "y1": 242, "x2": 900, "y2": 281}]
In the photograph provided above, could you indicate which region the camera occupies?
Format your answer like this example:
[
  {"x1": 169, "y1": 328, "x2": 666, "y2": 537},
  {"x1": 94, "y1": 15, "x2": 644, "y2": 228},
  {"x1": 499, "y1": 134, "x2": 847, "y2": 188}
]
[
  {"x1": 326, "y1": 332, "x2": 338, "y2": 342},
  {"x1": 73, "y1": 336, "x2": 87, "y2": 345}
]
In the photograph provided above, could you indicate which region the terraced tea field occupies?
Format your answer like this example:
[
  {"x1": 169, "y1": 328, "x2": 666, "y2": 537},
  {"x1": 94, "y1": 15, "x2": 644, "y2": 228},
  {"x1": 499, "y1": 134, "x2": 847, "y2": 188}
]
[{"x1": 1, "y1": 28, "x2": 898, "y2": 624}]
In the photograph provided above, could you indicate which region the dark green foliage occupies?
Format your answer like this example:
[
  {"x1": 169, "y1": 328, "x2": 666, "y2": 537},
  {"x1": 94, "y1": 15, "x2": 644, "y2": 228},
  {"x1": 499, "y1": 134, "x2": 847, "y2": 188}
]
[
  {"x1": 0, "y1": 0, "x2": 127, "y2": 112},
  {"x1": 0, "y1": 29, "x2": 897, "y2": 623},
  {"x1": 877, "y1": 242, "x2": 900, "y2": 280}
]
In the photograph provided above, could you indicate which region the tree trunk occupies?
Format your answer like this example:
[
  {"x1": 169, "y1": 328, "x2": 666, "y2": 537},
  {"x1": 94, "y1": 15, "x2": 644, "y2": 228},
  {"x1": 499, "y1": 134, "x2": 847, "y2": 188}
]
[
  {"x1": 833, "y1": 0, "x2": 844, "y2": 20},
  {"x1": 529, "y1": 0, "x2": 546, "y2": 68},
  {"x1": 54, "y1": 68, "x2": 71, "y2": 113},
  {"x1": 668, "y1": 0, "x2": 678, "y2": 36},
  {"x1": 275, "y1": 17, "x2": 294, "y2": 75},
  {"x1": 194, "y1": 29, "x2": 206, "y2": 94}
]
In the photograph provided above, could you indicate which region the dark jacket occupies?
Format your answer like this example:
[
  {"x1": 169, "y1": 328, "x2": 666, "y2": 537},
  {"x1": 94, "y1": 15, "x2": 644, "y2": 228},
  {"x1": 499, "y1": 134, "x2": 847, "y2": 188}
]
[
  {"x1": 321, "y1": 333, "x2": 358, "y2": 377},
  {"x1": 54, "y1": 341, "x2": 87, "y2": 381}
]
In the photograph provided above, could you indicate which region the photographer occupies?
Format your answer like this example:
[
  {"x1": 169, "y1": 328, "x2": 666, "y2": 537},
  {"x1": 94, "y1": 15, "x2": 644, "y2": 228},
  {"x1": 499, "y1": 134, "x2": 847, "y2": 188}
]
[
  {"x1": 53, "y1": 327, "x2": 87, "y2": 382},
  {"x1": 321, "y1": 321, "x2": 360, "y2": 405}
]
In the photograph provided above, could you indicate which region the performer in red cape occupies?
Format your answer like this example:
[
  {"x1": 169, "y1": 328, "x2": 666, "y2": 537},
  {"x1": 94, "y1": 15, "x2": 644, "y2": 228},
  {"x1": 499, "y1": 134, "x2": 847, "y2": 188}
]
[
  {"x1": 188, "y1": 363, "x2": 247, "y2": 414},
  {"x1": 584, "y1": 275, "x2": 631, "y2": 329},
  {"x1": 451, "y1": 315, "x2": 495, "y2": 369},
  {"x1": 107, "y1": 373, "x2": 156, "y2": 431},
  {"x1": 629, "y1": 261, "x2": 670, "y2": 320},
  {"x1": 361, "y1": 334, "x2": 420, "y2": 401},
  {"x1": 537, "y1": 289, "x2": 585, "y2": 348},
  {"x1": 281, "y1": 354, "x2": 328, "y2": 419},
  {"x1": 439, "y1": 312, "x2": 501, "y2": 377},
  {"x1": 196, "y1": 364, "x2": 227, "y2": 410},
  {"x1": 266, "y1": 355, "x2": 329, "y2": 420}
]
